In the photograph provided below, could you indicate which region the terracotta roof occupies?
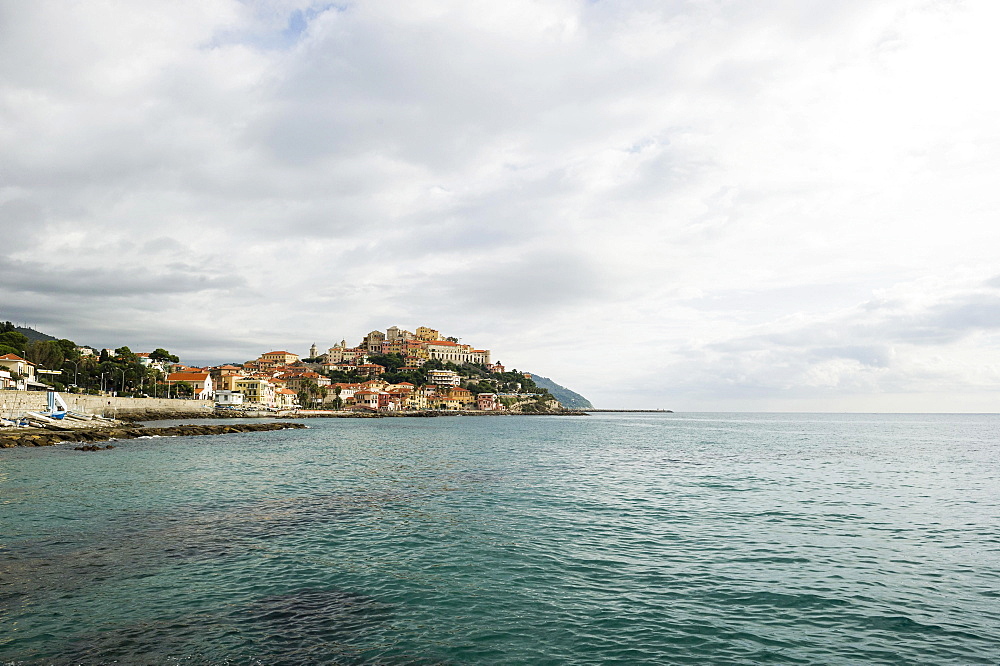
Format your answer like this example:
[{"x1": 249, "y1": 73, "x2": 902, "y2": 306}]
[
  {"x1": 168, "y1": 372, "x2": 209, "y2": 381},
  {"x1": 0, "y1": 353, "x2": 32, "y2": 364}
]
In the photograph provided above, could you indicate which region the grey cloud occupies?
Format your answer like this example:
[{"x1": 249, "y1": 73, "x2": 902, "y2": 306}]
[{"x1": 0, "y1": 256, "x2": 245, "y2": 298}]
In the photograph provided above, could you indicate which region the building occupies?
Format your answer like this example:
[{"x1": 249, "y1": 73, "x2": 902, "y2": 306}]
[
  {"x1": 425, "y1": 340, "x2": 491, "y2": 365},
  {"x1": 356, "y1": 363, "x2": 385, "y2": 378},
  {"x1": 427, "y1": 370, "x2": 461, "y2": 387},
  {"x1": 361, "y1": 331, "x2": 385, "y2": 354},
  {"x1": 477, "y1": 393, "x2": 500, "y2": 411},
  {"x1": 386, "y1": 326, "x2": 413, "y2": 342},
  {"x1": 259, "y1": 351, "x2": 301, "y2": 367},
  {"x1": 275, "y1": 388, "x2": 298, "y2": 409},
  {"x1": 415, "y1": 326, "x2": 440, "y2": 342},
  {"x1": 353, "y1": 390, "x2": 380, "y2": 410},
  {"x1": 448, "y1": 386, "x2": 476, "y2": 409},
  {"x1": 214, "y1": 390, "x2": 244, "y2": 407},
  {"x1": 235, "y1": 377, "x2": 276, "y2": 407},
  {"x1": 0, "y1": 354, "x2": 36, "y2": 389},
  {"x1": 166, "y1": 371, "x2": 214, "y2": 399}
]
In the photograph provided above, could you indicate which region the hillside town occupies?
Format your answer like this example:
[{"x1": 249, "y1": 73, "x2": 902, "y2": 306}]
[{"x1": 0, "y1": 324, "x2": 562, "y2": 414}]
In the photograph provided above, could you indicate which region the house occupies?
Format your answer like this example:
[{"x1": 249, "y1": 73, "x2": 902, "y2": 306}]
[
  {"x1": 415, "y1": 326, "x2": 440, "y2": 341},
  {"x1": 211, "y1": 365, "x2": 245, "y2": 392},
  {"x1": 214, "y1": 390, "x2": 244, "y2": 407},
  {"x1": 356, "y1": 363, "x2": 385, "y2": 377},
  {"x1": 258, "y1": 351, "x2": 300, "y2": 367},
  {"x1": 477, "y1": 393, "x2": 500, "y2": 411},
  {"x1": 353, "y1": 389, "x2": 380, "y2": 410},
  {"x1": 235, "y1": 377, "x2": 276, "y2": 407},
  {"x1": 427, "y1": 370, "x2": 460, "y2": 387},
  {"x1": 447, "y1": 386, "x2": 476, "y2": 409},
  {"x1": 166, "y1": 371, "x2": 214, "y2": 399},
  {"x1": 0, "y1": 354, "x2": 37, "y2": 390},
  {"x1": 325, "y1": 382, "x2": 362, "y2": 405},
  {"x1": 275, "y1": 388, "x2": 298, "y2": 409},
  {"x1": 428, "y1": 392, "x2": 460, "y2": 410},
  {"x1": 360, "y1": 330, "x2": 385, "y2": 354}
]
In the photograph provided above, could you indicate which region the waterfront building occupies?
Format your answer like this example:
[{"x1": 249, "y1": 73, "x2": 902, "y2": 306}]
[
  {"x1": 166, "y1": 371, "x2": 214, "y2": 399},
  {"x1": 235, "y1": 377, "x2": 275, "y2": 407},
  {"x1": 275, "y1": 388, "x2": 298, "y2": 409},
  {"x1": 214, "y1": 390, "x2": 244, "y2": 407},
  {"x1": 0, "y1": 354, "x2": 37, "y2": 390},
  {"x1": 477, "y1": 393, "x2": 500, "y2": 411}
]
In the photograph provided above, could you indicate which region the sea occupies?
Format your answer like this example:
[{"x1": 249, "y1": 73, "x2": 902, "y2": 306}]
[{"x1": 1, "y1": 412, "x2": 998, "y2": 665}]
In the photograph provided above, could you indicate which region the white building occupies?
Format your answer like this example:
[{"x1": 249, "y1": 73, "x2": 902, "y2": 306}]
[
  {"x1": 427, "y1": 370, "x2": 461, "y2": 387},
  {"x1": 214, "y1": 390, "x2": 245, "y2": 407}
]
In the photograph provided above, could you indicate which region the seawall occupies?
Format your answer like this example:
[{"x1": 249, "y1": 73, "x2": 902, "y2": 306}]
[{"x1": 0, "y1": 391, "x2": 213, "y2": 421}]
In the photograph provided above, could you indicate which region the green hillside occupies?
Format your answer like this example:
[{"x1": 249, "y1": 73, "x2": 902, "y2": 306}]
[{"x1": 527, "y1": 373, "x2": 593, "y2": 409}]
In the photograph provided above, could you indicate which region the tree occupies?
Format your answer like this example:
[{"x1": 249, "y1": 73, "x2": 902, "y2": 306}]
[
  {"x1": 150, "y1": 348, "x2": 180, "y2": 363},
  {"x1": 0, "y1": 330, "x2": 28, "y2": 356},
  {"x1": 24, "y1": 339, "x2": 64, "y2": 369}
]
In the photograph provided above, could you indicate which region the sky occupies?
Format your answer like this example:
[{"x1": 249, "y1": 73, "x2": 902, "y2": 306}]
[{"x1": 2, "y1": 0, "x2": 1000, "y2": 411}]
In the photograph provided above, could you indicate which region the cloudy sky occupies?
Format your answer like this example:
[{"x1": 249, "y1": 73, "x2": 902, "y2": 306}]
[{"x1": 2, "y1": 0, "x2": 999, "y2": 411}]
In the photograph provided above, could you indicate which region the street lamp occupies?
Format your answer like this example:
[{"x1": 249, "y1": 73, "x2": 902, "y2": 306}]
[
  {"x1": 118, "y1": 368, "x2": 126, "y2": 396},
  {"x1": 65, "y1": 360, "x2": 79, "y2": 390}
]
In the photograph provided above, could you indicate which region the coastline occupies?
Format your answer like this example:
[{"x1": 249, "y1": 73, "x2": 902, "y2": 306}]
[
  {"x1": 0, "y1": 422, "x2": 307, "y2": 449},
  {"x1": 123, "y1": 408, "x2": 589, "y2": 421}
]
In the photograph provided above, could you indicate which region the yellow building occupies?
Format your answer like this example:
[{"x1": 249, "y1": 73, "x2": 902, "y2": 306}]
[
  {"x1": 259, "y1": 351, "x2": 300, "y2": 367},
  {"x1": 415, "y1": 326, "x2": 441, "y2": 342},
  {"x1": 235, "y1": 378, "x2": 276, "y2": 407}
]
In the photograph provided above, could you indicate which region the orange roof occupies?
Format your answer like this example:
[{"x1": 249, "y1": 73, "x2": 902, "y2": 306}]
[
  {"x1": 0, "y1": 353, "x2": 32, "y2": 364},
  {"x1": 168, "y1": 372, "x2": 209, "y2": 381}
]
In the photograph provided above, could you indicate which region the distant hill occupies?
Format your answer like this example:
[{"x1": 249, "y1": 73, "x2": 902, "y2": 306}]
[
  {"x1": 528, "y1": 373, "x2": 593, "y2": 409},
  {"x1": 14, "y1": 325, "x2": 58, "y2": 342}
]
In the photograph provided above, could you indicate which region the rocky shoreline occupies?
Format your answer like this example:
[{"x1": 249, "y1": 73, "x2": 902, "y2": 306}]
[
  {"x1": 109, "y1": 407, "x2": 588, "y2": 421},
  {"x1": 0, "y1": 422, "x2": 308, "y2": 449}
]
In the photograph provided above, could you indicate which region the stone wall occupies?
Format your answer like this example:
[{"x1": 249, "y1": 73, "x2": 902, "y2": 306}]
[{"x1": 0, "y1": 391, "x2": 213, "y2": 420}]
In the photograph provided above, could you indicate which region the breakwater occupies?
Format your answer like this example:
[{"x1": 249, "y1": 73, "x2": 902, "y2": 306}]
[{"x1": 0, "y1": 422, "x2": 307, "y2": 449}]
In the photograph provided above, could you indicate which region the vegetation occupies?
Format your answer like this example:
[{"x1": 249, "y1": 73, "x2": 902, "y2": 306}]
[{"x1": 318, "y1": 353, "x2": 553, "y2": 403}]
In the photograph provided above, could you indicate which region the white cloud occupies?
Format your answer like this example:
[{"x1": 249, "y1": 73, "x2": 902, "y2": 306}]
[{"x1": 2, "y1": 0, "x2": 999, "y2": 410}]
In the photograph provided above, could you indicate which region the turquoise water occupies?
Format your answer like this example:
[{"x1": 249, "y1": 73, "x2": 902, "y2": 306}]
[{"x1": 1, "y1": 413, "x2": 999, "y2": 664}]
